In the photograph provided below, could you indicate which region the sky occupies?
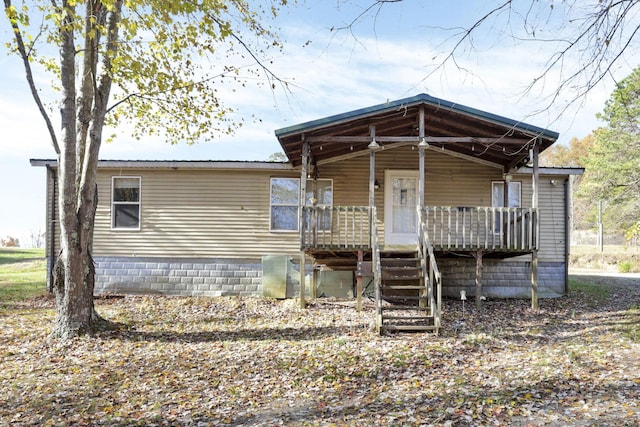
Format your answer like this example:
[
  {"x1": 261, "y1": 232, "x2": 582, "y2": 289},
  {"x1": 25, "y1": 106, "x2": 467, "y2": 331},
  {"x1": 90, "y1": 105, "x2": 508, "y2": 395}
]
[{"x1": 0, "y1": 0, "x2": 637, "y2": 246}]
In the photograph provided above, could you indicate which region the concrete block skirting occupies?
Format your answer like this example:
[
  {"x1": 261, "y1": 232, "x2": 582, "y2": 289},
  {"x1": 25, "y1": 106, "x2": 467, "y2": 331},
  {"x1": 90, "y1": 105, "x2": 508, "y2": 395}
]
[
  {"x1": 94, "y1": 256, "x2": 264, "y2": 297},
  {"x1": 438, "y1": 258, "x2": 567, "y2": 298},
  {"x1": 87, "y1": 256, "x2": 564, "y2": 299}
]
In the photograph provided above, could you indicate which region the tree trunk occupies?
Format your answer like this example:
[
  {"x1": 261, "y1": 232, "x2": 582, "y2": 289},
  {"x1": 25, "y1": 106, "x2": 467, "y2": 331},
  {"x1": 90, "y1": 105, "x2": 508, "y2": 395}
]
[
  {"x1": 49, "y1": 0, "x2": 122, "y2": 340},
  {"x1": 51, "y1": 182, "x2": 109, "y2": 339},
  {"x1": 51, "y1": 249, "x2": 97, "y2": 339}
]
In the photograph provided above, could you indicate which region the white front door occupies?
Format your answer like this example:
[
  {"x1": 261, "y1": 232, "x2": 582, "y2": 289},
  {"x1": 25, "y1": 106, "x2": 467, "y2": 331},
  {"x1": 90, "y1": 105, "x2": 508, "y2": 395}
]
[{"x1": 384, "y1": 170, "x2": 419, "y2": 246}]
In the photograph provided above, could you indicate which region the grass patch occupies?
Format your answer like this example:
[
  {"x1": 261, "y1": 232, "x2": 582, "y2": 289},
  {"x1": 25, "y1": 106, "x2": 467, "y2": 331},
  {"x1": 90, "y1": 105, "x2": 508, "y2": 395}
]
[
  {"x1": 0, "y1": 248, "x2": 47, "y2": 303},
  {"x1": 569, "y1": 278, "x2": 611, "y2": 307}
]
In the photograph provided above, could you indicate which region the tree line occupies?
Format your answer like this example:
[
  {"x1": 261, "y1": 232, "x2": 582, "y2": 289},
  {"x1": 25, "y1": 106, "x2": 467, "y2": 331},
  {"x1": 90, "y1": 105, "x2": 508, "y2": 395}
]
[{"x1": 541, "y1": 67, "x2": 640, "y2": 243}]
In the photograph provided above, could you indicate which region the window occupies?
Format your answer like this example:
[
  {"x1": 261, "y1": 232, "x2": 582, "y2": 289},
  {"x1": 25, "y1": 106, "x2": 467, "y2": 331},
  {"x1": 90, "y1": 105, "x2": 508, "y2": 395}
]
[
  {"x1": 270, "y1": 178, "x2": 300, "y2": 231},
  {"x1": 112, "y1": 177, "x2": 141, "y2": 229},
  {"x1": 306, "y1": 179, "x2": 333, "y2": 231},
  {"x1": 492, "y1": 181, "x2": 521, "y2": 233},
  {"x1": 270, "y1": 178, "x2": 333, "y2": 232},
  {"x1": 492, "y1": 181, "x2": 521, "y2": 209}
]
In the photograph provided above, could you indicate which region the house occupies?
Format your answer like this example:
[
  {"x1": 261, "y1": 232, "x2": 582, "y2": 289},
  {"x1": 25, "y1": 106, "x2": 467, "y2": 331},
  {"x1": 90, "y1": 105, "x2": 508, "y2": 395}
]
[{"x1": 32, "y1": 94, "x2": 583, "y2": 333}]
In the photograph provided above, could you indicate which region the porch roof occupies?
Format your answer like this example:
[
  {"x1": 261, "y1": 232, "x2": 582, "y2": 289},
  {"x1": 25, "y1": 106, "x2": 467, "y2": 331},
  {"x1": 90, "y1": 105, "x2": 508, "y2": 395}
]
[{"x1": 275, "y1": 94, "x2": 559, "y2": 170}]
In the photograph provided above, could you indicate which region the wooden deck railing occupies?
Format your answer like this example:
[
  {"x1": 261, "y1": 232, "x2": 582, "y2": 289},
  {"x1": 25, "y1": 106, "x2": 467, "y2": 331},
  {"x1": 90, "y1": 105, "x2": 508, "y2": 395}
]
[
  {"x1": 417, "y1": 208, "x2": 441, "y2": 333},
  {"x1": 420, "y1": 206, "x2": 538, "y2": 252},
  {"x1": 301, "y1": 205, "x2": 538, "y2": 252},
  {"x1": 301, "y1": 206, "x2": 372, "y2": 250}
]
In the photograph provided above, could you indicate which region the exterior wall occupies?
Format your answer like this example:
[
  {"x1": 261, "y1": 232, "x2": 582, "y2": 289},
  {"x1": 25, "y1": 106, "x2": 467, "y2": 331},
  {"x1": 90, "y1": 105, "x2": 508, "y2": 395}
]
[
  {"x1": 93, "y1": 167, "x2": 301, "y2": 258},
  {"x1": 319, "y1": 145, "x2": 505, "y2": 246},
  {"x1": 320, "y1": 145, "x2": 568, "y2": 263},
  {"x1": 40, "y1": 147, "x2": 572, "y2": 298},
  {"x1": 438, "y1": 258, "x2": 566, "y2": 298}
]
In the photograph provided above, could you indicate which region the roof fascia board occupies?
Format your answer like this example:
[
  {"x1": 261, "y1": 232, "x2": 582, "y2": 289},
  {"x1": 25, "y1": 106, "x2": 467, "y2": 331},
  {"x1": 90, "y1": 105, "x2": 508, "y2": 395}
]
[
  {"x1": 30, "y1": 159, "x2": 295, "y2": 171},
  {"x1": 516, "y1": 166, "x2": 585, "y2": 175},
  {"x1": 424, "y1": 98, "x2": 559, "y2": 141}
]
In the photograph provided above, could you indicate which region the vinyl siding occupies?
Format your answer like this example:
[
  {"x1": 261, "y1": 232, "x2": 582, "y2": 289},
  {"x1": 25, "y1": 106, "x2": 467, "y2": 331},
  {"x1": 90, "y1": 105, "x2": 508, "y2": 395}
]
[
  {"x1": 93, "y1": 168, "x2": 300, "y2": 257},
  {"x1": 74, "y1": 145, "x2": 569, "y2": 263},
  {"x1": 319, "y1": 145, "x2": 567, "y2": 262}
]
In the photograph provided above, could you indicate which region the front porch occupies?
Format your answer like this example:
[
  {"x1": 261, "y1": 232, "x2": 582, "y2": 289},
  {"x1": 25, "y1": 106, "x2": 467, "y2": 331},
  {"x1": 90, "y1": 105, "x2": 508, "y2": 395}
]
[
  {"x1": 274, "y1": 94, "x2": 557, "y2": 333},
  {"x1": 302, "y1": 205, "x2": 538, "y2": 255},
  {"x1": 300, "y1": 204, "x2": 539, "y2": 334}
]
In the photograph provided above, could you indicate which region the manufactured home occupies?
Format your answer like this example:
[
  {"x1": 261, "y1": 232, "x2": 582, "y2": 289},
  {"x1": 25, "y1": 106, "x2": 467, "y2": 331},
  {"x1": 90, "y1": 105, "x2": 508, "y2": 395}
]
[{"x1": 33, "y1": 94, "x2": 582, "y2": 332}]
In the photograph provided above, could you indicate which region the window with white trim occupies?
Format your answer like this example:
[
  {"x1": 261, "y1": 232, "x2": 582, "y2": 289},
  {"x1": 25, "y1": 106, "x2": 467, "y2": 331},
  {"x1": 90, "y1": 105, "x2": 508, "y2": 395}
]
[
  {"x1": 112, "y1": 177, "x2": 141, "y2": 229},
  {"x1": 270, "y1": 178, "x2": 300, "y2": 231},
  {"x1": 270, "y1": 178, "x2": 333, "y2": 232}
]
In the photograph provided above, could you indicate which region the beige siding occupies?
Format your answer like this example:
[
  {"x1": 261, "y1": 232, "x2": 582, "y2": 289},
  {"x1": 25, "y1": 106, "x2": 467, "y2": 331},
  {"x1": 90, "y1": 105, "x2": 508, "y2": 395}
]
[
  {"x1": 45, "y1": 168, "x2": 60, "y2": 257},
  {"x1": 536, "y1": 176, "x2": 568, "y2": 262},
  {"x1": 84, "y1": 145, "x2": 568, "y2": 262},
  {"x1": 94, "y1": 168, "x2": 300, "y2": 257},
  {"x1": 319, "y1": 145, "x2": 567, "y2": 262},
  {"x1": 320, "y1": 146, "x2": 505, "y2": 245}
]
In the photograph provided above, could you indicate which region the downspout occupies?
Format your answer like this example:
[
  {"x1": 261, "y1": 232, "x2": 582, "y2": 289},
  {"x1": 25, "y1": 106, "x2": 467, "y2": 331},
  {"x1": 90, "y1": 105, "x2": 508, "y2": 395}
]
[{"x1": 47, "y1": 166, "x2": 57, "y2": 293}]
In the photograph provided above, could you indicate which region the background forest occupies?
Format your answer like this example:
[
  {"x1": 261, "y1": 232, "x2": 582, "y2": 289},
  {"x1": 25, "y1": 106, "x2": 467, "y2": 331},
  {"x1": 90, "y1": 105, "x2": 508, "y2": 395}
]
[{"x1": 542, "y1": 66, "x2": 640, "y2": 246}]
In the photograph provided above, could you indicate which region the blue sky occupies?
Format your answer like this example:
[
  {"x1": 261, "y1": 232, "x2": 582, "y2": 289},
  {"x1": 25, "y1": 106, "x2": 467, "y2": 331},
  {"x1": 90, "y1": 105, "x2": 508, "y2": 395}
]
[{"x1": 0, "y1": 0, "x2": 636, "y2": 246}]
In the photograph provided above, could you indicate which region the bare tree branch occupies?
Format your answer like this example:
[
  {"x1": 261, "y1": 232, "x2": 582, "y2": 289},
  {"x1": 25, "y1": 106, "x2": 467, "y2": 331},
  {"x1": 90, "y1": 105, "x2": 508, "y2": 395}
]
[
  {"x1": 335, "y1": 0, "x2": 640, "y2": 124},
  {"x1": 3, "y1": 0, "x2": 60, "y2": 154}
]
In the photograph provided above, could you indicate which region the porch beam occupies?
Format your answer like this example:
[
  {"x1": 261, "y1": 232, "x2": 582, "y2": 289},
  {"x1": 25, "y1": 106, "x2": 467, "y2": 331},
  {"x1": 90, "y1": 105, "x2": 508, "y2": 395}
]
[{"x1": 306, "y1": 135, "x2": 533, "y2": 144}]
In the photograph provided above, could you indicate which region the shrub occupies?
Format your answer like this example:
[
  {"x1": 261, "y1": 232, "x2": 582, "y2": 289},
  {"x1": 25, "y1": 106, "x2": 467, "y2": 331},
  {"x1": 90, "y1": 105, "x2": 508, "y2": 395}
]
[{"x1": 618, "y1": 260, "x2": 633, "y2": 273}]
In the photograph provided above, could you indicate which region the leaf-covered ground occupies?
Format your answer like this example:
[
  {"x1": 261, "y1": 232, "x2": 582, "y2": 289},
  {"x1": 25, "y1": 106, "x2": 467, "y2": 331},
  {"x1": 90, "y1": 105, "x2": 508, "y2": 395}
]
[{"x1": 1, "y1": 276, "x2": 638, "y2": 426}]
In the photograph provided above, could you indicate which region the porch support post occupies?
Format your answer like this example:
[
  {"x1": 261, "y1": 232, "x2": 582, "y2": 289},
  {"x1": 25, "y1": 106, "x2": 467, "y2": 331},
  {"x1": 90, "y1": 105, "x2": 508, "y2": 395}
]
[
  {"x1": 356, "y1": 250, "x2": 363, "y2": 312},
  {"x1": 368, "y1": 125, "x2": 377, "y2": 210},
  {"x1": 503, "y1": 173, "x2": 511, "y2": 247},
  {"x1": 299, "y1": 137, "x2": 310, "y2": 309},
  {"x1": 475, "y1": 250, "x2": 483, "y2": 310},
  {"x1": 530, "y1": 141, "x2": 540, "y2": 310},
  {"x1": 368, "y1": 125, "x2": 379, "y2": 251},
  {"x1": 418, "y1": 107, "x2": 426, "y2": 207}
]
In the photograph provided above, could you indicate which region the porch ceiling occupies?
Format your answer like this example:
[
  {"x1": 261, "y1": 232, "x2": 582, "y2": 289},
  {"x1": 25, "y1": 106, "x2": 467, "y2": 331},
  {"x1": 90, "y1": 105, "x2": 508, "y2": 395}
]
[{"x1": 275, "y1": 94, "x2": 559, "y2": 171}]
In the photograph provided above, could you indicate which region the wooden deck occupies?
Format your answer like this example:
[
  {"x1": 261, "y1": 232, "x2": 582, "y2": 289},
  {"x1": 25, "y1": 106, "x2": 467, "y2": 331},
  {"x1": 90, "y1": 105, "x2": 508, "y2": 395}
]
[{"x1": 301, "y1": 205, "x2": 538, "y2": 255}]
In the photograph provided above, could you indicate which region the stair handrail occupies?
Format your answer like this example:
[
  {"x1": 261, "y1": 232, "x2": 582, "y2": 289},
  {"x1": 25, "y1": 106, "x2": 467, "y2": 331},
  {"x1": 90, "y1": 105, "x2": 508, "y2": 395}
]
[
  {"x1": 418, "y1": 207, "x2": 442, "y2": 334},
  {"x1": 371, "y1": 206, "x2": 383, "y2": 331}
]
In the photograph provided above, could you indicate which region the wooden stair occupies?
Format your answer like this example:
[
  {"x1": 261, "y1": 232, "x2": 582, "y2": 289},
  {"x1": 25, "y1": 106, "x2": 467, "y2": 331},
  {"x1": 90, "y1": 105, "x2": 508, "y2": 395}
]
[{"x1": 378, "y1": 250, "x2": 436, "y2": 333}]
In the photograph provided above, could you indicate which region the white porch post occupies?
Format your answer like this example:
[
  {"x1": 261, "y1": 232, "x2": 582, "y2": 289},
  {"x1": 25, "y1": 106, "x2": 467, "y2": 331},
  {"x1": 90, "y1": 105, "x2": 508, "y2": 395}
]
[
  {"x1": 531, "y1": 142, "x2": 540, "y2": 310},
  {"x1": 299, "y1": 138, "x2": 309, "y2": 309}
]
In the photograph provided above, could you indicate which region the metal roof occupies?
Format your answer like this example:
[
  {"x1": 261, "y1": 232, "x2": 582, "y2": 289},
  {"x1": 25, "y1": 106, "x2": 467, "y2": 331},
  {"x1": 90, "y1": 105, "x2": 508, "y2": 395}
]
[{"x1": 274, "y1": 93, "x2": 559, "y2": 170}]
